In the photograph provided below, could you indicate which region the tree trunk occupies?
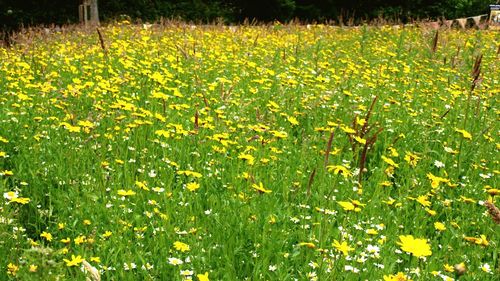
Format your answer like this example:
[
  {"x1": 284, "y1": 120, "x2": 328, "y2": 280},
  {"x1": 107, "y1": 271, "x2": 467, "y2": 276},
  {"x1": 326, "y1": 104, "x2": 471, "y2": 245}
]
[{"x1": 90, "y1": 0, "x2": 100, "y2": 25}]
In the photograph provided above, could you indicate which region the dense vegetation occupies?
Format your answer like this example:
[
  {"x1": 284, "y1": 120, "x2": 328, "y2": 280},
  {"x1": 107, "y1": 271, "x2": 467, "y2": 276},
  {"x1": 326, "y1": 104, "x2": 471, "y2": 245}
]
[
  {"x1": 1, "y1": 23, "x2": 499, "y2": 280},
  {"x1": 0, "y1": 0, "x2": 496, "y2": 28}
]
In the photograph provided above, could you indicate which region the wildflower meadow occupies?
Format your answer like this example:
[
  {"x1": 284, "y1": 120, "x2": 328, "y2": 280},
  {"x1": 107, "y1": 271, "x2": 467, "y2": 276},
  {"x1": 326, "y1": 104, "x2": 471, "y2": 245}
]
[{"x1": 0, "y1": 23, "x2": 499, "y2": 280}]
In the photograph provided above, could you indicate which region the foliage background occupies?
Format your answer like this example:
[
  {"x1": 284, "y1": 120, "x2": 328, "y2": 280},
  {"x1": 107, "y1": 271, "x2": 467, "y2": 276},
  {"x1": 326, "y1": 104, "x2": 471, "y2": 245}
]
[{"x1": 0, "y1": 0, "x2": 496, "y2": 29}]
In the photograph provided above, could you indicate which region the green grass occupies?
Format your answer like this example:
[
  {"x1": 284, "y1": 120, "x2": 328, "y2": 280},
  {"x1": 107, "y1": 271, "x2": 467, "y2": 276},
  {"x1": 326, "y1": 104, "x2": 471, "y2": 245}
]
[{"x1": 0, "y1": 23, "x2": 499, "y2": 280}]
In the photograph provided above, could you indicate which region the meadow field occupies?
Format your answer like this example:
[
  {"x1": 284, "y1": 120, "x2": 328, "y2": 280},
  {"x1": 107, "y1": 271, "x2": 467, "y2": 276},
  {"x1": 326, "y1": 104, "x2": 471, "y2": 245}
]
[{"x1": 0, "y1": 23, "x2": 499, "y2": 280}]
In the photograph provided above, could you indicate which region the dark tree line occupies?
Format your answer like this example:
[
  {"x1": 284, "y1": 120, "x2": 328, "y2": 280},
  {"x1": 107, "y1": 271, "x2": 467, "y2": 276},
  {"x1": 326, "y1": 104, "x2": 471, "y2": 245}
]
[
  {"x1": 1, "y1": 0, "x2": 495, "y2": 32},
  {"x1": 96, "y1": 0, "x2": 494, "y2": 23}
]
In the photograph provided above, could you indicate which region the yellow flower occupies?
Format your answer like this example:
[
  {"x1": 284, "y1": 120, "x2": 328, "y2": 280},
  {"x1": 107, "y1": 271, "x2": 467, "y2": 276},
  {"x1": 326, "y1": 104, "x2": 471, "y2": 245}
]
[
  {"x1": 354, "y1": 136, "x2": 366, "y2": 144},
  {"x1": 338, "y1": 200, "x2": 364, "y2": 212},
  {"x1": 459, "y1": 196, "x2": 476, "y2": 204},
  {"x1": 444, "y1": 263, "x2": 454, "y2": 272},
  {"x1": 380, "y1": 181, "x2": 392, "y2": 187},
  {"x1": 388, "y1": 147, "x2": 399, "y2": 157},
  {"x1": 186, "y1": 182, "x2": 200, "y2": 192},
  {"x1": 424, "y1": 208, "x2": 437, "y2": 216},
  {"x1": 155, "y1": 129, "x2": 171, "y2": 138},
  {"x1": 197, "y1": 272, "x2": 209, "y2": 281},
  {"x1": 383, "y1": 198, "x2": 397, "y2": 205},
  {"x1": 63, "y1": 255, "x2": 84, "y2": 267},
  {"x1": 464, "y1": 235, "x2": 488, "y2": 246},
  {"x1": 29, "y1": 264, "x2": 38, "y2": 272},
  {"x1": 298, "y1": 242, "x2": 316, "y2": 248},
  {"x1": 378, "y1": 236, "x2": 387, "y2": 245},
  {"x1": 326, "y1": 165, "x2": 352, "y2": 178},
  {"x1": 10, "y1": 197, "x2": 31, "y2": 204},
  {"x1": 61, "y1": 237, "x2": 71, "y2": 244},
  {"x1": 383, "y1": 272, "x2": 412, "y2": 281},
  {"x1": 338, "y1": 201, "x2": 355, "y2": 211},
  {"x1": 381, "y1": 156, "x2": 399, "y2": 168},
  {"x1": 268, "y1": 215, "x2": 277, "y2": 224},
  {"x1": 40, "y1": 231, "x2": 53, "y2": 242},
  {"x1": 177, "y1": 170, "x2": 203, "y2": 178},
  {"x1": 397, "y1": 235, "x2": 432, "y2": 257},
  {"x1": 287, "y1": 116, "x2": 299, "y2": 125},
  {"x1": 426, "y1": 172, "x2": 449, "y2": 188},
  {"x1": 77, "y1": 120, "x2": 94, "y2": 128},
  {"x1": 74, "y1": 235, "x2": 86, "y2": 245},
  {"x1": 60, "y1": 122, "x2": 81, "y2": 133},
  {"x1": 340, "y1": 126, "x2": 356, "y2": 134},
  {"x1": 117, "y1": 189, "x2": 136, "y2": 196},
  {"x1": 403, "y1": 152, "x2": 420, "y2": 167},
  {"x1": 252, "y1": 182, "x2": 271, "y2": 194},
  {"x1": 356, "y1": 117, "x2": 366, "y2": 126},
  {"x1": 238, "y1": 153, "x2": 255, "y2": 165},
  {"x1": 7, "y1": 263, "x2": 19, "y2": 276},
  {"x1": 350, "y1": 199, "x2": 366, "y2": 208},
  {"x1": 455, "y1": 128, "x2": 472, "y2": 140},
  {"x1": 486, "y1": 188, "x2": 500, "y2": 196},
  {"x1": 434, "y1": 222, "x2": 446, "y2": 231},
  {"x1": 416, "y1": 195, "x2": 431, "y2": 207},
  {"x1": 135, "y1": 181, "x2": 149, "y2": 191},
  {"x1": 1, "y1": 170, "x2": 14, "y2": 176},
  {"x1": 173, "y1": 241, "x2": 190, "y2": 252},
  {"x1": 332, "y1": 240, "x2": 354, "y2": 256}
]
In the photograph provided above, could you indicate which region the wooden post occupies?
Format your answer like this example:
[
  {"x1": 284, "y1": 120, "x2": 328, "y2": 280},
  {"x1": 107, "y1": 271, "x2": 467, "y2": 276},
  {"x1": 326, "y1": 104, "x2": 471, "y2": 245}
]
[
  {"x1": 79, "y1": 4, "x2": 84, "y2": 23},
  {"x1": 84, "y1": 1, "x2": 89, "y2": 25},
  {"x1": 79, "y1": 0, "x2": 99, "y2": 26},
  {"x1": 79, "y1": 0, "x2": 89, "y2": 25}
]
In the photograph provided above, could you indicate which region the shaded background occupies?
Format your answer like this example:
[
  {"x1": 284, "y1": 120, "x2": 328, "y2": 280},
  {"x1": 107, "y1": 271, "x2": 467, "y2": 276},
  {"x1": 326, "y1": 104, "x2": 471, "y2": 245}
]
[{"x1": 0, "y1": 0, "x2": 496, "y2": 28}]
